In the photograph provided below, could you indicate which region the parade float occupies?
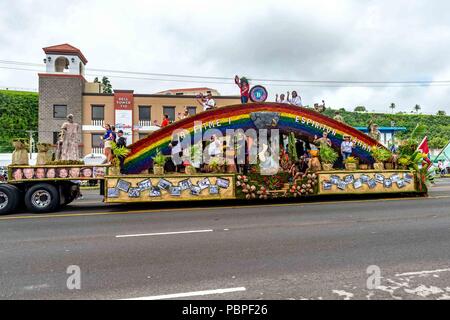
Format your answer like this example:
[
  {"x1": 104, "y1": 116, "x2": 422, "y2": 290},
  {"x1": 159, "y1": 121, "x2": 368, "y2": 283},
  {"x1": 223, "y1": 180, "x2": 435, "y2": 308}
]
[{"x1": 1, "y1": 102, "x2": 430, "y2": 214}]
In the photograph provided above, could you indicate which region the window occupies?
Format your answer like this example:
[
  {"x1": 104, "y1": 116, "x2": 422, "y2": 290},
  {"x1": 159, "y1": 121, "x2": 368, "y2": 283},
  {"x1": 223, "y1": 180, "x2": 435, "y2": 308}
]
[
  {"x1": 175, "y1": 92, "x2": 184, "y2": 96},
  {"x1": 53, "y1": 105, "x2": 67, "y2": 118},
  {"x1": 187, "y1": 106, "x2": 197, "y2": 116},
  {"x1": 163, "y1": 106, "x2": 176, "y2": 122},
  {"x1": 139, "y1": 106, "x2": 151, "y2": 121},
  {"x1": 53, "y1": 132, "x2": 60, "y2": 144},
  {"x1": 91, "y1": 105, "x2": 104, "y2": 120},
  {"x1": 91, "y1": 133, "x2": 103, "y2": 148}
]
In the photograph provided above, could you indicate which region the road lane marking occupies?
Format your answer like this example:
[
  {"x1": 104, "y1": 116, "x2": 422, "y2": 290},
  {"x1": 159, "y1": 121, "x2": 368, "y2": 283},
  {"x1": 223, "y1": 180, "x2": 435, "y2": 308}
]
[
  {"x1": 123, "y1": 287, "x2": 246, "y2": 300},
  {"x1": 1, "y1": 195, "x2": 450, "y2": 221},
  {"x1": 116, "y1": 229, "x2": 214, "y2": 238},
  {"x1": 395, "y1": 268, "x2": 450, "y2": 277}
]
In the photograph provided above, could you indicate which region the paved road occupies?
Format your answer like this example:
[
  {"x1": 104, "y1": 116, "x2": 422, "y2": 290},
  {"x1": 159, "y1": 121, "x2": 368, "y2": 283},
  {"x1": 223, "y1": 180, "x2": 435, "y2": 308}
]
[{"x1": 0, "y1": 180, "x2": 449, "y2": 300}]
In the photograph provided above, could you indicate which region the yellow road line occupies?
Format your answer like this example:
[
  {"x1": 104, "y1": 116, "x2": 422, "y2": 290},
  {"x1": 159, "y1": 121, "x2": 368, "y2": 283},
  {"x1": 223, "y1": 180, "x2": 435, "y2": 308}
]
[{"x1": 0, "y1": 195, "x2": 449, "y2": 221}]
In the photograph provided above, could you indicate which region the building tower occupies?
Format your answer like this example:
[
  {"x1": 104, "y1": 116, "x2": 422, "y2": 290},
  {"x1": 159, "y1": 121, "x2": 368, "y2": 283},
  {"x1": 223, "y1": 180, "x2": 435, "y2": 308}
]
[{"x1": 38, "y1": 43, "x2": 87, "y2": 155}]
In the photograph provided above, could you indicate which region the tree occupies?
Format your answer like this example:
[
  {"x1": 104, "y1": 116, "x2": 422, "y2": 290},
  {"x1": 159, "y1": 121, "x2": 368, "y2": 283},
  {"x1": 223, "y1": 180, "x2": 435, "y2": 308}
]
[
  {"x1": 354, "y1": 106, "x2": 366, "y2": 112},
  {"x1": 93, "y1": 77, "x2": 99, "y2": 83},
  {"x1": 389, "y1": 103, "x2": 396, "y2": 113},
  {"x1": 101, "y1": 76, "x2": 113, "y2": 94},
  {"x1": 414, "y1": 104, "x2": 421, "y2": 113},
  {"x1": 430, "y1": 136, "x2": 448, "y2": 149},
  {"x1": 437, "y1": 110, "x2": 447, "y2": 116}
]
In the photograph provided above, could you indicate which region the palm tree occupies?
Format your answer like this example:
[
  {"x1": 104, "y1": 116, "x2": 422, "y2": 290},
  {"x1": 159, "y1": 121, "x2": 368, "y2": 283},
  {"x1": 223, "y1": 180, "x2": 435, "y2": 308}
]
[
  {"x1": 389, "y1": 103, "x2": 396, "y2": 113},
  {"x1": 414, "y1": 104, "x2": 421, "y2": 113}
]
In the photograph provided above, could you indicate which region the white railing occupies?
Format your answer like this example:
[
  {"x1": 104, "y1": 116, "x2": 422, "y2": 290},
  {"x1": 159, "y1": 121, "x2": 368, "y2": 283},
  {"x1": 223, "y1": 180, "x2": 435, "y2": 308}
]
[
  {"x1": 139, "y1": 120, "x2": 151, "y2": 126},
  {"x1": 92, "y1": 147, "x2": 104, "y2": 154},
  {"x1": 91, "y1": 119, "x2": 104, "y2": 126}
]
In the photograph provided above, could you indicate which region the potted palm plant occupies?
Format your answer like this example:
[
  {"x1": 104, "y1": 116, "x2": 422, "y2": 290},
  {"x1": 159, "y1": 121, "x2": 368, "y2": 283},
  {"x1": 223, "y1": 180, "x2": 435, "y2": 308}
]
[
  {"x1": 319, "y1": 145, "x2": 338, "y2": 171},
  {"x1": 344, "y1": 156, "x2": 359, "y2": 170},
  {"x1": 109, "y1": 141, "x2": 130, "y2": 175},
  {"x1": 208, "y1": 157, "x2": 221, "y2": 173},
  {"x1": 185, "y1": 145, "x2": 200, "y2": 175},
  {"x1": 371, "y1": 147, "x2": 392, "y2": 170},
  {"x1": 152, "y1": 149, "x2": 167, "y2": 175}
]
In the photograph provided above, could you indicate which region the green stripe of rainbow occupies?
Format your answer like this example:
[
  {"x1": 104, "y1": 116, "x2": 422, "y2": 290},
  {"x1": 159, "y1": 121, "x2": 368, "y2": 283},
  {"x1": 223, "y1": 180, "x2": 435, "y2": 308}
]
[{"x1": 123, "y1": 103, "x2": 383, "y2": 174}]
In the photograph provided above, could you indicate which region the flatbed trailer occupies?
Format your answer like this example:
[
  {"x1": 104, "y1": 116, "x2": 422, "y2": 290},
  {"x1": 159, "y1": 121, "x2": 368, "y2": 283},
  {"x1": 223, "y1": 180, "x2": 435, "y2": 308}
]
[
  {"x1": 0, "y1": 165, "x2": 423, "y2": 214},
  {"x1": 0, "y1": 103, "x2": 428, "y2": 214}
]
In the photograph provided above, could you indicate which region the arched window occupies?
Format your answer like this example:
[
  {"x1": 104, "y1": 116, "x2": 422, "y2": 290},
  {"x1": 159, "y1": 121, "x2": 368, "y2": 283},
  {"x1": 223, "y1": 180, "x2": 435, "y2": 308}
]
[{"x1": 55, "y1": 57, "x2": 69, "y2": 72}]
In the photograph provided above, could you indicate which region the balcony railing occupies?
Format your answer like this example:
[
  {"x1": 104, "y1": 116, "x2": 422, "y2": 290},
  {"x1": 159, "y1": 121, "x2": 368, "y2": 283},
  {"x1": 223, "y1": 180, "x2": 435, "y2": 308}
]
[
  {"x1": 138, "y1": 120, "x2": 152, "y2": 127},
  {"x1": 91, "y1": 119, "x2": 104, "y2": 126},
  {"x1": 92, "y1": 147, "x2": 104, "y2": 154}
]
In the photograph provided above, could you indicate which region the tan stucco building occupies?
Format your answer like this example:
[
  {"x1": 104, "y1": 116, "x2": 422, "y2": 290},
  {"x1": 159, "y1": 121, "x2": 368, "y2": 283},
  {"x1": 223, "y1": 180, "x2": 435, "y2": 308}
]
[{"x1": 38, "y1": 43, "x2": 240, "y2": 156}]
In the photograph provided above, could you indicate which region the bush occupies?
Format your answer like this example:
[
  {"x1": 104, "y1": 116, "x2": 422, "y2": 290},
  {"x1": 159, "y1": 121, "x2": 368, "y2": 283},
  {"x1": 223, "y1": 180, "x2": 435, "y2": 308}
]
[
  {"x1": 319, "y1": 145, "x2": 338, "y2": 164},
  {"x1": 371, "y1": 147, "x2": 392, "y2": 162}
]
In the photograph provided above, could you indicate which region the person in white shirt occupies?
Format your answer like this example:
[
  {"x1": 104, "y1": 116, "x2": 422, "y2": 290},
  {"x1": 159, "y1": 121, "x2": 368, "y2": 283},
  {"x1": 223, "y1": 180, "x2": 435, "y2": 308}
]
[
  {"x1": 275, "y1": 93, "x2": 288, "y2": 104},
  {"x1": 287, "y1": 91, "x2": 302, "y2": 107},
  {"x1": 197, "y1": 92, "x2": 216, "y2": 111},
  {"x1": 208, "y1": 135, "x2": 222, "y2": 157}
]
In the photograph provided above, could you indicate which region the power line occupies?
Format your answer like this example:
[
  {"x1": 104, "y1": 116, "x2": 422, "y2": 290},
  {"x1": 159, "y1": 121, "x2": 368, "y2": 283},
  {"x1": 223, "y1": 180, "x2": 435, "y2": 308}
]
[
  {"x1": 2, "y1": 65, "x2": 450, "y2": 89},
  {"x1": 1, "y1": 59, "x2": 450, "y2": 85}
]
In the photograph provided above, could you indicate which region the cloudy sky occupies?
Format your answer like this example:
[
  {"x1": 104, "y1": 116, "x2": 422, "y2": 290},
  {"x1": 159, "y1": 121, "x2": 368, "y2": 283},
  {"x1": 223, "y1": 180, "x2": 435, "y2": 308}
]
[{"x1": 1, "y1": 0, "x2": 450, "y2": 113}]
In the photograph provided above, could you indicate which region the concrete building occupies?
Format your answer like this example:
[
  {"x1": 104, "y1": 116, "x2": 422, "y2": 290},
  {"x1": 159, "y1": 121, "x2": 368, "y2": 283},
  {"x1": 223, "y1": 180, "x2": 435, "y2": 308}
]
[{"x1": 38, "y1": 43, "x2": 240, "y2": 156}]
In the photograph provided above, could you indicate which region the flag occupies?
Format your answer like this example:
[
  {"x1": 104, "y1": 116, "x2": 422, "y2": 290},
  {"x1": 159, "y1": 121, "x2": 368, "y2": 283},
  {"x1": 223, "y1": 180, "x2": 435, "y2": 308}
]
[{"x1": 417, "y1": 136, "x2": 431, "y2": 164}]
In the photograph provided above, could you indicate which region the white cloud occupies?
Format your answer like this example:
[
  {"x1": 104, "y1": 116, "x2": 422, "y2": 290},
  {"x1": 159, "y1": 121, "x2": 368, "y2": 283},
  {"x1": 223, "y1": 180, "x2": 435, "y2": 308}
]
[{"x1": 1, "y1": 0, "x2": 450, "y2": 113}]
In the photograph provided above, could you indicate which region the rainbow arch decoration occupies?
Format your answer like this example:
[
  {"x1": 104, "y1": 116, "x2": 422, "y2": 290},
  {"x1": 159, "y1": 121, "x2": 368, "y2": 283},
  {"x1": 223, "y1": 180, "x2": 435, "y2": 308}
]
[{"x1": 123, "y1": 103, "x2": 384, "y2": 174}]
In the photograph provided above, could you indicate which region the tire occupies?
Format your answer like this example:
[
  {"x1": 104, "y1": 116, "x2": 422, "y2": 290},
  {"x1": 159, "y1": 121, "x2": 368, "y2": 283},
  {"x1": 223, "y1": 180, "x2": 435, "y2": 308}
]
[
  {"x1": 0, "y1": 184, "x2": 21, "y2": 215},
  {"x1": 24, "y1": 183, "x2": 60, "y2": 213}
]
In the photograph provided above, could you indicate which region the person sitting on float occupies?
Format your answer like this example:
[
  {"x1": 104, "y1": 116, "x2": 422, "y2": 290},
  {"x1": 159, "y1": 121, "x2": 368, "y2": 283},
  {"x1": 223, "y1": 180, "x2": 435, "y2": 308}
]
[
  {"x1": 234, "y1": 75, "x2": 250, "y2": 104},
  {"x1": 197, "y1": 92, "x2": 216, "y2": 111},
  {"x1": 275, "y1": 93, "x2": 288, "y2": 104},
  {"x1": 287, "y1": 91, "x2": 303, "y2": 107}
]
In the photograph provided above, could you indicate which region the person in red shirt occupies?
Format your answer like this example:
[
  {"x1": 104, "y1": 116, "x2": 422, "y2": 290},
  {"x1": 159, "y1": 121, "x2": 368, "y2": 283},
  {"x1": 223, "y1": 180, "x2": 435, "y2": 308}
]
[
  {"x1": 161, "y1": 114, "x2": 170, "y2": 127},
  {"x1": 235, "y1": 75, "x2": 250, "y2": 103}
]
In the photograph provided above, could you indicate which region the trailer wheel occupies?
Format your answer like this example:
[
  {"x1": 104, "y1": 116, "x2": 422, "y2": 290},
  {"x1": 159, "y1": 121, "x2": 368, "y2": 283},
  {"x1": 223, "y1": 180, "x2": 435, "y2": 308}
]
[
  {"x1": 24, "y1": 183, "x2": 59, "y2": 213},
  {"x1": 0, "y1": 184, "x2": 20, "y2": 215}
]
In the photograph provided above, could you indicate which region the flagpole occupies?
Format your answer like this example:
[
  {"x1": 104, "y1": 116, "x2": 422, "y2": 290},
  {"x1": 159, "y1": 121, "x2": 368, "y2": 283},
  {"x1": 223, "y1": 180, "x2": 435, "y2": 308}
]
[{"x1": 433, "y1": 139, "x2": 450, "y2": 162}]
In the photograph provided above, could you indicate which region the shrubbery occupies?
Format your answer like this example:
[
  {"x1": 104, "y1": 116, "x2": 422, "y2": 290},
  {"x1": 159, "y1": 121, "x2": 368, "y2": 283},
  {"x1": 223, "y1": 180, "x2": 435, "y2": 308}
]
[{"x1": 0, "y1": 90, "x2": 38, "y2": 152}]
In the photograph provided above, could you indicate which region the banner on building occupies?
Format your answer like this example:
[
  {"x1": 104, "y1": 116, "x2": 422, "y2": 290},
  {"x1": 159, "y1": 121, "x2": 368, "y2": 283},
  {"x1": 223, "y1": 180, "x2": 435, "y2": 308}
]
[{"x1": 114, "y1": 90, "x2": 134, "y2": 144}]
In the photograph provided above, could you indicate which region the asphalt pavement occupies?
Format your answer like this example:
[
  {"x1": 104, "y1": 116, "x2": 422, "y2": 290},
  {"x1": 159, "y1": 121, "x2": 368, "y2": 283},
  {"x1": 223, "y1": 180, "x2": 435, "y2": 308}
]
[{"x1": 0, "y1": 179, "x2": 449, "y2": 300}]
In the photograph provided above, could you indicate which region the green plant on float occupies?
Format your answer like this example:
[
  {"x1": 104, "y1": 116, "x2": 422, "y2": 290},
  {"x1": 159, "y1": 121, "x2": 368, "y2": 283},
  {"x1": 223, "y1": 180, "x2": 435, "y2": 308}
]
[
  {"x1": 152, "y1": 149, "x2": 167, "y2": 167},
  {"x1": 47, "y1": 160, "x2": 84, "y2": 165},
  {"x1": 343, "y1": 156, "x2": 359, "y2": 164},
  {"x1": 110, "y1": 141, "x2": 130, "y2": 167},
  {"x1": 288, "y1": 132, "x2": 298, "y2": 162},
  {"x1": 370, "y1": 147, "x2": 392, "y2": 162},
  {"x1": 209, "y1": 157, "x2": 221, "y2": 172},
  {"x1": 319, "y1": 145, "x2": 338, "y2": 164}
]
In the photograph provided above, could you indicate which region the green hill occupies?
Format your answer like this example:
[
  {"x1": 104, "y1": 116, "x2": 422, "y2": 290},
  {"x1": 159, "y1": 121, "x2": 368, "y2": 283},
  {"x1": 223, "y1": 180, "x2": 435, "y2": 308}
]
[
  {"x1": 323, "y1": 108, "x2": 450, "y2": 148},
  {"x1": 0, "y1": 90, "x2": 38, "y2": 153}
]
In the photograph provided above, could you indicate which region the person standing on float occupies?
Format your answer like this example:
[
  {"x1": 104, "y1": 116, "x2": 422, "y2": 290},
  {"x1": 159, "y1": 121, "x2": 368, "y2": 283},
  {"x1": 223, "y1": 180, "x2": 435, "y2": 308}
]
[{"x1": 235, "y1": 75, "x2": 250, "y2": 103}]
